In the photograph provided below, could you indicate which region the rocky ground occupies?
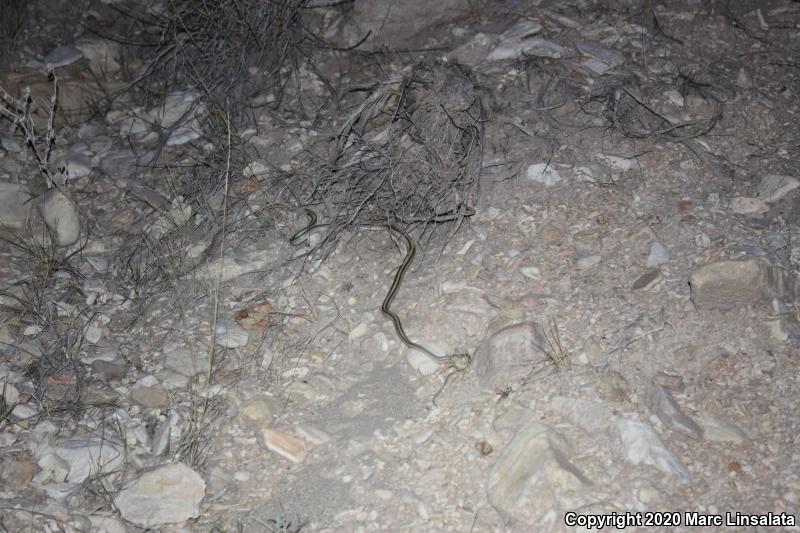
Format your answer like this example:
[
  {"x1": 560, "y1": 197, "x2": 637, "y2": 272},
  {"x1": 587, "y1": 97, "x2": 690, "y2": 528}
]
[{"x1": 0, "y1": 0, "x2": 799, "y2": 531}]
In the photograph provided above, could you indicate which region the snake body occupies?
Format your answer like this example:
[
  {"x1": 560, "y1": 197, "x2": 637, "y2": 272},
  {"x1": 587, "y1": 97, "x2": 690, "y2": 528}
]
[{"x1": 291, "y1": 208, "x2": 473, "y2": 403}]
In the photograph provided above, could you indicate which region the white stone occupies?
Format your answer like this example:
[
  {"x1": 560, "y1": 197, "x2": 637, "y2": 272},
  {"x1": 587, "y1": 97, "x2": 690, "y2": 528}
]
[
  {"x1": 44, "y1": 45, "x2": 83, "y2": 70},
  {"x1": 49, "y1": 438, "x2": 125, "y2": 483},
  {"x1": 612, "y1": 416, "x2": 691, "y2": 480},
  {"x1": 526, "y1": 163, "x2": 562, "y2": 186},
  {"x1": 406, "y1": 343, "x2": 445, "y2": 376},
  {"x1": 695, "y1": 411, "x2": 750, "y2": 443},
  {"x1": 730, "y1": 196, "x2": 769, "y2": 215},
  {"x1": 115, "y1": 463, "x2": 205, "y2": 528},
  {"x1": 215, "y1": 320, "x2": 249, "y2": 348},
  {"x1": 40, "y1": 189, "x2": 81, "y2": 246},
  {"x1": 646, "y1": 240, "x2": 670, "y2": 268}
]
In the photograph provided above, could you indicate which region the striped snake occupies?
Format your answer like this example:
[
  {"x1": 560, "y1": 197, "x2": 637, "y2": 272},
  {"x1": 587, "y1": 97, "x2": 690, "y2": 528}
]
[{"x1": 290, "y1": 208, "x2": 473, "y2": 404}]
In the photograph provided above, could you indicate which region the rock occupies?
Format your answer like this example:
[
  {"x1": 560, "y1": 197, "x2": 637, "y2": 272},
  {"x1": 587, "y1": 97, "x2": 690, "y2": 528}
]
[
  {"x1": 646, "y1": 240, "x2": 670, "y2": 267},
  {"x1": 147, "y1": 91, "x2": 205, "y2": 146},
  {"x1": 259, "y1": 428, "x2": 306, "y2": 463},
  {"x1": 632, "y1": 268, "x2": 662, "y2": 291},
  {"x1": 487, "y1": 422, "x2": 592, "y2": 526},
  {"x1": 525, "y1": 162, "x2": 562, "y2": 186},
  {"x1": 61, "y1": 150, "x2": 95, "y2": 180},
  {"x1": 100, "y1": 150, "x2": 140, "y2": 178},
  {"x1": 575, "y1": 40, "x2": 625, "y2": 74},
  {"x1": 646, "y1": 386, "x2": 703, "y2": 440},
  {"x1": 84, "y1": 325, "x2": 103, "y2": 344},
  {"x1": 474, "y1": 322, "x2": 548, "y2": 389},
  {"x1": 488, "y1": 37, "x2": 567, "y2": 61},
  {"x1": 131, "y1": 385, "x2": 169, "y2": 409},
  {"x1": 756, "y1": 174, "x2": 799, "y2": 203},
  {"x1": 576, "y1": 255, "x2": 602, "y2": 269},
  {"x1": 1, "y1": 454, "x2": 37, "y2": 491},
  {"x1": 234, "y1": 299, "x2": 273, "y2": 331},
  {"x1": 239, "y1": 396, "x2": 281, "y2": 424},
  {"x1": 74, "y1": 39, "x2": 121, "y2": 75},
  {"x1": 695, "y1": 411, "x2": 750, "y2": 443},
  {"x1": 548, "y1": 396, "x2": 613, "y2": 433},
  {"x1": 115, "y1": 463, "x2": 205, "y2": 528},
  {"x1": 163, "y1": 347, "x2": 209, "y2": 377},
  {"x1": 0, "y1": 382, "x2": 20, "y2": 405},
  {"x1": 612, "y1": 416, "x2": 691, "y2": 481},
  {"x1": 0, "y1": 182, "x2": 32, "y2": 229},
  {"x1": 730, "y1": 196, "x2": 769, "y2": 215},
  {"x1": 38, "y1": 438, "x2": 124, "y2": 484},
  {"x1": 39, "y1": 189, "x2": 81, "y2": 246},
  {"x1": 91, "y1": 359, "x2": 128, "y2": 381},
  {"x1": 215, "y1": 319, "x2": 249, "y2": 348},
  {"x1": 44, "y1": 45, "x2": 83, "y2": 70},
  {"x1": 689, "y1": 258, "x2": 795, "y2": 310}
]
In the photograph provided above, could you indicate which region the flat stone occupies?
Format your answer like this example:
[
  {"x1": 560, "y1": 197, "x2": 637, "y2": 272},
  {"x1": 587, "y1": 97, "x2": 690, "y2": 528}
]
[
  {"x1": 115, "y1": 463, "x2": 205, "y2": 528},
  {"x1": 215, "y1": 320, "x2": 249, "y2": 348},
  {"x1": 487, "y1": 422, "x2": 593, "y2": 526},
  {"x1": 730, "y1": 196, "x2": 769, "y2": 215},
  {"x1": 259, "y1": 428, "x2": 306, "y2": 463},
  {"x1": 646, "y1": 240, "x2": 670, "y2": 267},
  {"x1": 2, "y1": 454, "x2": 37, "y2": 491},
  {"x1": 474, "y1": 321, "x2": 548, "y2": 389},
  {"x1": 689, "y1": 258, "x2": 795, "y2": 310},
  {"x1": 43, "y1": 438, "x2": 124, "y2": 484},
  {"x1": 632, "y1": 268, "x2": 662, "y2": 291},
  {"x1": 91, "y1": 359, "x2": 128, "y2": 381},
  {"x1": 488, "y1": 37, "x2": 567, "y2": 61},
  {"x1": 75, "y1": 38, "x2": 121, "y2": 75},
  {"x1": 163, "y1": 347, "x2": 209, "y2": 377},
  {"x1": 695, "y1": 411, "x2": 750, "y2": 443},
  {"x1": 526, "y1": 162, "x2": 562, "y2": 186},
  {"x1": 647, "y1": 386, "x2": 703, "y2": 440},
  {"x1": 612, "y1": 416, "x2": 691, "y2": 481},
  {"x1": 576, "y1": 255, "x2": 602, "y2": 269},
  {"x1": 575, "y1": 41, "x2": 625, "y2": 68},
  {"x1": 239, "y1": 396, "x2": 281, "y2": 424},
  {"x1": 44, "y1": 45, "x2": 83, "y2": 70},
  {"x1": 131, "y1": 385, "x2": 168, "y2": 409}
]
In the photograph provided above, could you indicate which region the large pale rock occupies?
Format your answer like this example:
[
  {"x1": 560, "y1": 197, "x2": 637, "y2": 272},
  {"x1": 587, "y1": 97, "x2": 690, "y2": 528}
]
[
  {"x1": 612, "y1": 417, "x2": 691, "y2": 481},
  {"x1": 487, "y1": 422, "x2": 593, "y2": 526},
  {"x1": 647, "y1": 386, "x2": 703, "y2": 440},
  {"x1": 36, "y1": 438, "x2": 124, "y2": 484},
  {"x1": 474, "y1": 321, "x2": 548, "y2": 389},
  {"x1": 689, "y1": 258, "x2": 794, "y2": 310},
  {"x1": 115, "y1": 463, "x2": 205, "y2": 528},
  {"x1": 39, "y1": 189, "x2": 81, "y2": 246}
]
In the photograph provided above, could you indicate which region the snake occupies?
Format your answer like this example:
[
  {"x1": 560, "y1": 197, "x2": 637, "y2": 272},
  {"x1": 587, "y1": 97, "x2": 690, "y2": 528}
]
[{"x1": 290, "y1": 208, "x2": 473, "y2": 404}]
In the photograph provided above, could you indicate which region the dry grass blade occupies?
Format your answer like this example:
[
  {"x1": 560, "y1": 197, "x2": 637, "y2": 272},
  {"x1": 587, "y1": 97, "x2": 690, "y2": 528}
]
[
  {"x1": 534, "y1": 317, "x2": 569, "y2": 370},
  {"x1": 284, "y1": 63, "x2": 484, "y2": 259}
]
